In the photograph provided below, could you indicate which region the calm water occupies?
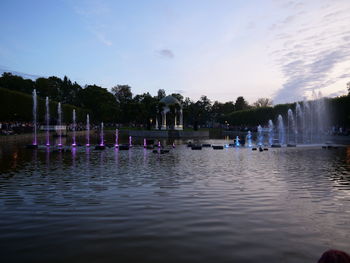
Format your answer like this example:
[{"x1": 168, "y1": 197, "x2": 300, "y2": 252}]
[{"x1": 1, "y1": 136, "x2": 350, "y2": 263}]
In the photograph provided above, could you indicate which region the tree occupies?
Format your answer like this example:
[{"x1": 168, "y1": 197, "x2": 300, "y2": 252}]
[
  {"x1": 0, "y1": 72, "x2": 34, "y2": 94},
  {"x1": 79, "y1": 85, "x2": 119, "y2": 122},
  {"x1": 171, "y1": 93, "x2": 184, "y2": 103},
  {"x1": 253, "y1": 98, "x2": 273, "y2": 108},
  {"x1": 347, "y1": 82, "x2": 350, "y2": 95},
  {"x1": 235, "y1": 96, "x2": 249, "y2": 111},
  {"x1": 111, "y1": 85, "x2": 132, "y2": 103},
  {"x1": 157, "y1": 89, "x2": 166, "y2": 100}
]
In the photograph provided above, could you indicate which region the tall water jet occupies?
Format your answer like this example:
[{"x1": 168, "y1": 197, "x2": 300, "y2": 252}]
[
  {"x1": 235, "y1": 136, "x2": 240, "y2": 147},
  {"x1": 129, "y1": 136, "x2": 132, "y2": 147},
  {"x1": 86, "y1": 114, "x2": 90, "y2": 147},
  {"x1": 295, "y1": 103, "x2": 302, "y2": 143},
  {"x1": 45, "y1": 97, "x2": 50, "y2": 146},
  {"x1": 303, "y1": 100, "x2": 310, "y2": 144},
  {"x1": 115, "y1": 128, "x2": 119, "y2": 147},
  {"x1": 277, "y1": 115, "x2": 285, "y2": 145},
  {"x1": 268, "y1": 120, "x2": 274, "y2": 146},
  {"x1": 287, "y1": 109, "x2": 296, "y2": 144},
  {"x1": 144, "y1": 138, "x2": 147, "y2": 148},
  {"x1": 100, "y1": 122, "x2": 104, "y2": 146},
  {"x1": 72, "y1": 109, "x2": 76, "y2": 147},
  {"x1": 246, "y1": 131, "x2": 252, "y2": 147},
  {"x1": 32, "y1": 89, "x2": 37, "y2": 145},
  {"x1": 58, "y1": 102, "x2": 62, "y2": 147},
  {"x1": 257, "y1": 125, "x2": 263, "y2": 146}
]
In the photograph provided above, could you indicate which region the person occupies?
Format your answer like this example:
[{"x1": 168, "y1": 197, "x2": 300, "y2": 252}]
[{"x1": 318, "y1": 249, "x2": 350, "y2": 263}]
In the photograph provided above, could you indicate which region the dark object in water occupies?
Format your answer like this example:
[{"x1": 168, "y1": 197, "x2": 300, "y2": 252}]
[
  {"x1": 118, "y1": 145, "x2": 129, "y2": 150},
  {"x1": 271, "y1": 144, "x2": 281, "y2": 148},
  {"x1": 259, "y1": 147, "x2": 263, "y2": 152},
  {"x1": 263, "y1": 148, "x2": 268, "y2": 151},
  {"x1": 160, "y1": 149, "x2": 169, "y2": 154},
  {"x1": 287, "y1": 144, "x2": 296, "y2": 147},
  {"x1": 187, "y1": 141, "x2": 193, "y2": 147},
  {"x1": 252, "y1": 147, "x2": 257, "y2": 151},
  {"x1": 202, "y1": 144, "x2": 211, "y2": 147},
  {"x1": 146, "y1": 139, "x2": 154, "y2": 145},
  {"x1": 95, "y1": 145, "x2": 106, "y2": 150},
  {"x1": 191, "y1": 145, "x2": 202, "y2": 150},
  {"x1": 228, "y1": 143, "x2": 235, "y2": 147},
  {"x1": 152, "y1": 149, "x2": 158, "y2": 153},
  {"x1": 212, "y1": 145, "x2": 224, "y2": 150},
  {"x1": 317, "y1": 249, "x2": 350, "y2": 263},
  {"x1": 26, "y1": 144, "x2": 38, "y2": 149},
  {"x1": 322, "y1": 146, "x2": 327, "y2": 149}
]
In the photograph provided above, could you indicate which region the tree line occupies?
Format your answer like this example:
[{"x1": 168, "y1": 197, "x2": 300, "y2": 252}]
[{"x1": 0, "y1": 72, "x2": 273, "y2": 128}]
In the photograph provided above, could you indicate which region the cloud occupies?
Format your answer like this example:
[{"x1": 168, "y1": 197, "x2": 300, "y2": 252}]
[
  {"x1": 72, "y1": 0, "x2": 113, "y2": 46},
  {"x1": 271, "y1": 1, "x2": 350, "y2": 103},
  {"x1": 0, "y1": 68, "x2": 42, "y2": 80},
  {"x1": 157, "y1": 49, "x2": 174, "y2": 59}
]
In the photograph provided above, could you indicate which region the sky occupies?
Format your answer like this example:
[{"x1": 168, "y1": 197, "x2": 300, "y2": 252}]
[{"x1": 1, "y1": 0, "x2": 350, "y2": 104}]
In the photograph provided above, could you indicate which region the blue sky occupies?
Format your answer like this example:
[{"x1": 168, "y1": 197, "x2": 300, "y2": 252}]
[{"x1": 1, "y1": 0, "x2": 350, "y2": 104}]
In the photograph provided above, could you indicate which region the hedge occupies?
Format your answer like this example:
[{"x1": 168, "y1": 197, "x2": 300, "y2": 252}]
[{"x1": 0, "y1": 87, "x2": 90, "y2": 123}]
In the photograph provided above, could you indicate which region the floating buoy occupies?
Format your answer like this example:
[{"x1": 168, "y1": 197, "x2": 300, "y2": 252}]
[{"x1": 212, "y1": 145, "x2": 224, "y2": 150}]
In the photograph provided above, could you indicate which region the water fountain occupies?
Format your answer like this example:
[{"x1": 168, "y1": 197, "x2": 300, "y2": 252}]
[
  {"x1": 295, "y1": 103, "x2": 302, "y2": 143},
  {"x1": 58, "y1": 102, "x2": 62, "y2": 147},
  {"x1": 143, "y1": 138, "x2": 147, "y2": 148},
  {"x1": 257, "y1": 125, "x2": 263, "y2": 146},
  {"x1": 129, "y1": 136, "x2": 132, "y2": 147},
  {"x1": 26, "y1": 89, "x2": 38, "y2": 149},
  {"x1": 287, "y1": 109, "x2": 296, "y2": 147},
  {"x1": 86, "y1": 114, "x2": 90, "y2": 147},
  {"x1": 268, "y1": 120, "x2": 274, "y2": 146},
  {"x1": 115, "y1": 129, "x2": 119, "y2": 147},
  {"x1": 277, "y1": 115, "x2": 285, "y2": 146},
  {"x1": 45, "y1": 97, "x2": 50, "y2": 146},
  {"x1": 246, "y1": 131, "x2": 252, "y2": 147},
  {"x1": 72, "y1": 109, "x2": 76, "y2": 147},
  {"x1": 235, "y1": 136, "x2": 240, "y2": 147},
  {"x1": 95, "y1": 122, "x2": 105, "y2": 150},
  {"x1": 100, "y1": 122, "x2": 104, "y2": 146}
]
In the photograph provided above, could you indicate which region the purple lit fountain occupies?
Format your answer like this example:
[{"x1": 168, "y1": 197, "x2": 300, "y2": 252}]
[
  {"x1": 100, "y1": 122, "x2": 104, "y2": 146},
  {"x1": 143, "y1": 138, "x2": 147, "y2": 148},
  {"x1": 72, "y1": 109, "x2": 77, "y2": 147},
  {"x1": 45, "y1": 96, "x2": 50, "y2": 146},
  {"x1": 129, "y1": 136, "x2": 132, "y2": 147},
  {"x1": 95, "y1": 122, "x2": 105, "y2": 150},
  {"x1": 33, "y1": 89, "x2": 37, "y2": 145},
  {"x1": 115, "y1": 129, "x2": 119, "y2": 147},
  {"x1": 58, "y1": 102, "x2": 62, "y2": 147},
  {"x1": 86, "y1": 114, "x2": 90, "y2": 147},
  {"x1": 26, "y1": 89, "x2": 38, "y2": 149}
]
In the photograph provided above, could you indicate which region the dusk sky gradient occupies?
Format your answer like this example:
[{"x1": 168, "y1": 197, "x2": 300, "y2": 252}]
[{"x1": 1, "y1": 0, "x2": 350, "y2": 103}]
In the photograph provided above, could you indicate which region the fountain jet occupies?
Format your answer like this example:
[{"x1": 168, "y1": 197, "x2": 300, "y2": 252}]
[{"x1": 45, "y1": 97, "x2": 50, "y2": 146}]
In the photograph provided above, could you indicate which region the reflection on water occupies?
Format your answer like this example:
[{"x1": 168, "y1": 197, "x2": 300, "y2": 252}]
[{"x1": 0, "y1": 136, "x2": 350, "y2": 263}]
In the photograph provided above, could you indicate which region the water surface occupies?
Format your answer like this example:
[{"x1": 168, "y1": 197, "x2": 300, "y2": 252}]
[{"x1": 1, "y1": 138, "x2": 350, "y2": 262}]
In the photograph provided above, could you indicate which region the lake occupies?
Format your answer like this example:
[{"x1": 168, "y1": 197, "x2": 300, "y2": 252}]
[{"x1": 1, "y1": 136, "x2": 350, "y2": 262}]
